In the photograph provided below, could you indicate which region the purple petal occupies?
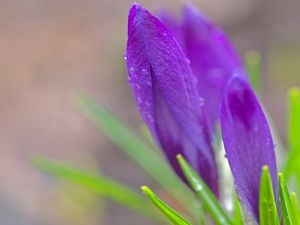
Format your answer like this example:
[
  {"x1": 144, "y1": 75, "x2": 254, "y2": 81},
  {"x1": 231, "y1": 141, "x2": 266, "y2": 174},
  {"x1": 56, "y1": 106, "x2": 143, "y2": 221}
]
[
  {"x1": 160, "y1": 5, "x2": 245, "y2": 135},
  {"x1": 156, "y1": 9, "x2": 184, "y2": 47},
  {"x1": 220, "y1": 75, "x2": 278, "y2": 221},
  {"x1": 126, "y1": 3, "x2": 219, "y2": 195}
]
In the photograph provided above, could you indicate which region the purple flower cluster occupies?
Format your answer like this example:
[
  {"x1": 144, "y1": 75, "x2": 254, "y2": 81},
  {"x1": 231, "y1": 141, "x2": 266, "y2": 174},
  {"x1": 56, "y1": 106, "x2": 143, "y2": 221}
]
[{"x1": 125, "y1": 3, "x2": 278, "y2": 222}]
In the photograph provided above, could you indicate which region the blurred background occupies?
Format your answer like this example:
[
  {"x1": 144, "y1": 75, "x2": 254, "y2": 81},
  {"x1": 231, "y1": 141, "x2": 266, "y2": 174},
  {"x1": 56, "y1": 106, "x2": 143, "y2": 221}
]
[{"x1": 0, "y1": 0, "x2": 299, "y2": 224}]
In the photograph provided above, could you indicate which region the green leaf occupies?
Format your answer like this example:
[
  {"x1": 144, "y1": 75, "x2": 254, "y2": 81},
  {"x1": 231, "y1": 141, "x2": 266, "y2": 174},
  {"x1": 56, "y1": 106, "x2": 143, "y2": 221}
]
[
  {"x1": 279, "y1": 173, "x2": 295, "y2": 225},
  {"x1": 70, "y1": 93, "x2": 200, "y2": 217},
  {"x1": 141, "y1": 186, "x2": 192, "y2": 225},
  {"x1": 284, "y1": 87, "x2": 300, "y2": 180},
  {"x1": 31, "y1": 156, "x2": 158, "y2": 219},
  {"x1": 291, "y1": 192, "x2": 300, "y2": 224},
  {"x1": 288, "y1": 87, "x2": 300, "y2": 151},
  {"x1": 213, "y1": 124, "x2": 223, "y2": 152},
  {"x1": 71, "y1": 94, "x2": 168, "y2": 183},
  {"x1": 245, "y1": 50, "x2": 262, "y2": 93},
  {"x1": 233, "y1": 195, "x2": 244, "y2": 225},
  {"x1": 177, "y1": 154, "x2": 233, "y2": 225},
  {"x1": 259, "y1": 166, "x2": 280, "y2": 225}
]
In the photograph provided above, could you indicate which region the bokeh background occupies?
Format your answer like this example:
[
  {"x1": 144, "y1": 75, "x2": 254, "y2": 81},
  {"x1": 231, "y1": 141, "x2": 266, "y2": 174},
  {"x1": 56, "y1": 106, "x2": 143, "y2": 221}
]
[{"x1": 0, "y1": 0, "x2": 300, "y2": 224}]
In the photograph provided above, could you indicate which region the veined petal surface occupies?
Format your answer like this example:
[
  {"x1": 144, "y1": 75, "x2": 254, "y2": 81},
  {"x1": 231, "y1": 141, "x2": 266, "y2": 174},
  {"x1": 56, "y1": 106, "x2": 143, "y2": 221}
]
[
  {"x1": 160, "y1": 5, "x2": 245, "y2": 135},
  {"x1": 220, "y1": 75, "x2": 278, "y2": 221},
  {"x1": 126, "y1": 3, "x2": 218, "y2": 195}
]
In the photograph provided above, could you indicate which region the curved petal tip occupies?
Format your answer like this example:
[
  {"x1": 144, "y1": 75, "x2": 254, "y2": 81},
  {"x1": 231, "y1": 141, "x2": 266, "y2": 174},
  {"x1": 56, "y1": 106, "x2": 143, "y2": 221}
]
[{"x1": 221, "y1": 75, "x2": 278, "y2": 221}]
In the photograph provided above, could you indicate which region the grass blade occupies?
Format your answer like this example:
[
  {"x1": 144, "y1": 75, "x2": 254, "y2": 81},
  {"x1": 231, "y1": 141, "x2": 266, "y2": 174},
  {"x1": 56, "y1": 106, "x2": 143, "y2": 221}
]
[
  {"x1": 284, "y1": 87, "x2": 300, "y2": 180},
  {"x1": 141, "y1": 186, "x2": 192, "y2": 225},
  {"x1": 233, "y1": 194, "x2": 244, "y2": 225},
  {"x1": 177, "y1": 154, "x2": 233, "y2": 225},
  {"x1": 279, "y1": 173, "x2": 295, "y2": 225},
  {"x1": 31, "y1": 156, "x2": 158, "y2": 218},
  {"x1": 288, "y1": 87, "x2": 300, "y2": 151},
  {"x1": 71, "y1": 94, "x2": 170, "y2": 184},
  {"x1": 291, "y1": 192, "x2": 300, "y2": 224},
  {"x1": 70, "y1": 93, "x2": 200, "y2": 217},
  {"x1": 259, "y1": 166, "x2": 280, "y2": 225},
  {"x1": 245, "y1": 50, "x2": 262, "y2": 93}
]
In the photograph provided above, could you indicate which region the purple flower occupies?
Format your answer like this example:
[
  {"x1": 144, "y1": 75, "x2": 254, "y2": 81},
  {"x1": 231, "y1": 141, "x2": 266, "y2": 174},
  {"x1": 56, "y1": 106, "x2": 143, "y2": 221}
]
[
  {"x1": 159, "y1": 5, "x2": 245, "y2": 135},
  {"x1": 220, "y1": 75, "x2": 278, "y2": 222},
  {"x1": 125, "y1": 3, "x2": 219, "y2": 195}
]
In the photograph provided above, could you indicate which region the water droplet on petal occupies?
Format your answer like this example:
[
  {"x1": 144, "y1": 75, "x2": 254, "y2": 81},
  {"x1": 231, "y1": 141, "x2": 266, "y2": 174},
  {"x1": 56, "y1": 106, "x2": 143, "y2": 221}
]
[
  {"x1": 141, "y1": 68, "x2": 148, "y2": 76},
  {"x1": 136, "y1": 84, "x2": 141, "y2": 90},
  {"x1": 198, "y1": 97, "x2": 205, "y2": 106},
  {"x1": 147, "y1": 114, "x2": 154, "y2": 122}
]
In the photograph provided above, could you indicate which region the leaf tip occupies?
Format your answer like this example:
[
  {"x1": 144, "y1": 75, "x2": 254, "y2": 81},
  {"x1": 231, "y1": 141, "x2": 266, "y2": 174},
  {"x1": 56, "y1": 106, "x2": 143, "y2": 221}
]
[
  {"x1": 141, "y1": 185, "x2": 148, "y2": 192},
  {"x1": 245, "y1": 49, "x2": 261, "y2": 64},
  {"x1": 262, "y1": 165, "x2": 269, "y2": 172},
  {"x1": 141, "y1": 185, "x2": 153, "y2": 197},
  {"x1": 278, "y1": 172, "x2": 284, "y2": 181},
  {"x1": 176, "y1": 154, "x2": 184, "y2": 161},
  {"x1": 30, "y1": 154, "x2": 46, "y2": 168},
  {"x1": 288, "y1": 87, "x2": 300, "y2": 98}
]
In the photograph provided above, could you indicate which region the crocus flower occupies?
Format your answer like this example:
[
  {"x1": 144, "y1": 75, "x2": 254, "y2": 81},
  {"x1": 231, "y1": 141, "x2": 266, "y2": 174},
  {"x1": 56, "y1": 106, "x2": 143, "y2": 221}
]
[
  {"x1": 159, "y1": 5, "x2": 245, "y2": 135},
  {"x1": 125, "y1": 3, "x2": 219, "y2": 195},
  {"x1": 220, "y1": 75, "x2": 278, "y2": 222}
]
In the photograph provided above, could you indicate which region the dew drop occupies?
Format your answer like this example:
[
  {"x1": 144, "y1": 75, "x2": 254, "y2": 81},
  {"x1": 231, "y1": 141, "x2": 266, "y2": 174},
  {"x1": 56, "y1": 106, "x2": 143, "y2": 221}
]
[
  {"x1": 147, "y1": 114, "x2": 154, "y2": 122},
  {"x1": 198, "y1": 97, "x2": 205, "y2": 106},
  {"x1": 146, "y1": 80, "x2": 152, "y2": 86},
  {"x1": 141, "y1": 68, "x2": 148, "y2": 75},
  {"x1": 195, "y1": 185, "x2": 203, "y2": 191},
  {"x1": 136, "y1": 84, "x2": 141, "y2": 90},
  {"x1": 185, "y1": 58, "x2": 191, "y2": 64}
]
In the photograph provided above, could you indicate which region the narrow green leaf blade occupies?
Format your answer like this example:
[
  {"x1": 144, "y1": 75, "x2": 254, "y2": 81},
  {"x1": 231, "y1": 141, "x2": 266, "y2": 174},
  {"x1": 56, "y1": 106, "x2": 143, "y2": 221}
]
[
  {"x1": 284, "y1": 87, "x2": 300, "y2": 179},
  {"x1": 141, "y1": 186, "x2": 192, "y2": 225},
  {"x1": 177, "y1": 154, "x2": 233, "y2": 225},
  {"x1": 259, "y1": 166, "x2": 280, "y2": 225},
  {"x1": 70, "y1": 93, "x2": 200, "y2": 216},
  {"x1": 279, "y1": 173, "x2": 295, "y2": 225},
  {"x1": 233, "y1": 195, "x2": 244, "y2": 225},
  {"x1": 291, "y1": 192, "x2": 300, "y2": 224},
  {"x1": 31, "y1": 156, "x2": 157, "y2": 218},
  {"x1": 288, "y1": 87, "x2": 300, "y2": 151},
  {"x1": 71, "y1": 94, "x2": 171, "y2": 184},
  {"x1": 245, "y1": 50, "x2": 262, "y2": 93}
]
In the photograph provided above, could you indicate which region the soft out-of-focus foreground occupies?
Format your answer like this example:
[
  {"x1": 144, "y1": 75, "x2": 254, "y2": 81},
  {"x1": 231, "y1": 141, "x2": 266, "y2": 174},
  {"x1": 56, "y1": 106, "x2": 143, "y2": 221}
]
[{"x1": 0, "y1": 0, "x2": 299, "y2": 225}]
